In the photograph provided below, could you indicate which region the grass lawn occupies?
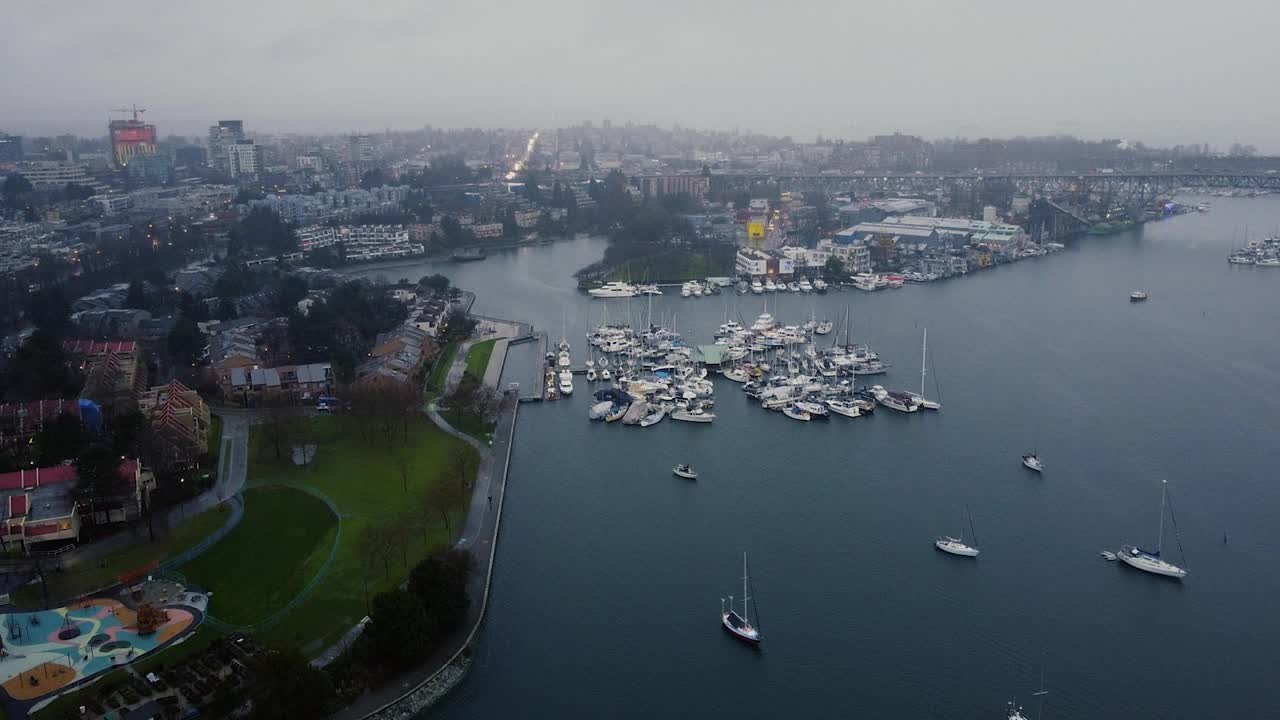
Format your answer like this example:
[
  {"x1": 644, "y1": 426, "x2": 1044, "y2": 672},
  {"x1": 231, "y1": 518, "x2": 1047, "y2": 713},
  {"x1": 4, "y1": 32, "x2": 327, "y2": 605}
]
[
  {"x1": 464, "y1": 339, "x2": 497, "y2": 379},
  {"x1": 426, "y1": 342, "x2": 459, "y2": 395},
  {"x1": 243, "y1": 414, "x2": 475, "y2": 655},
  {"x1": 180, "y1": 486, "x2": 337, "y2": 627},
  {"x1": 13, "y1": 505, "x2": 233, "y2": 609}
]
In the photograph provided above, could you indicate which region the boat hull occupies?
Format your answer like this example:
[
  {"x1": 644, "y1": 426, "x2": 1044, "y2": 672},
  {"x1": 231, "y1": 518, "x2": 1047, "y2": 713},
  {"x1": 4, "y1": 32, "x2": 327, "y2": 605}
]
[
  {"x1": 935, "y1": 539, "x2": 979, "y2": 557},
  {"x1": 721, "y1": 613, "x2": 761, "y2": 645},
  {"x1": 1119, "y1": 547, "x2": 1187, "y2": 578},
  {"x1": 1022, "y1": 456, "x2": 1043, "y2": 472}
]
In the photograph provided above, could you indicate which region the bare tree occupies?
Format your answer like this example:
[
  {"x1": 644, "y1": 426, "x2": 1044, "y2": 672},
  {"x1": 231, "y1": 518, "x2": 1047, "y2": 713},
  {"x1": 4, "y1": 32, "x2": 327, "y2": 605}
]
[
  {"x1": 393, "y1": 448, "x2": 413, "y2": 494},
  {"x1": 359, "y1": 523, "x2": 395, "y2": 581},
  {"x1": 413, "y1": 486, "x2": 437, "y2": 543},
  {"x1": 448, "y1": 445, "x2": 480, "y2": 495},
  {"x1": 260, "y1": 394, "x2": 298, "y2": 461},
  {"x1": 426, "y1": 482, "x2": 459, "y2": 538}
]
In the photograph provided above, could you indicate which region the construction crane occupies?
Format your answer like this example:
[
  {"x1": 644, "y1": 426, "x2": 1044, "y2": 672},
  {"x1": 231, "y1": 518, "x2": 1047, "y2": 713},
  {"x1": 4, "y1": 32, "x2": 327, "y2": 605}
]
[{"x1": 109, "y1": 105, "x2": 147, "y2": 121}]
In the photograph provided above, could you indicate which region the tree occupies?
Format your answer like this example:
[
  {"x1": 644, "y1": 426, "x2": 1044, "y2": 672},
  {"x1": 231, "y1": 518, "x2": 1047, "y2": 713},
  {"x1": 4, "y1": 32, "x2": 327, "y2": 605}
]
[
  {"x1": 217, "y1": 297, "x2": 238, "y2": 320},
  {"x1": 408, "y1": 547, "x2": 473, "y2": 638},
  {"x1": 1, "y1": 174, "x2": 33, "y2": 208},
  {"x1": 5, "y1": 329, "x2": 81, "y2": 401},
  {"x1": 424, "y1": 481, "x2": 460, "y2": 537},
  {"x1": 239, "y1": 207, "x2": 297, "y2": 254},
  {"x1": 167, "y1": 317, "x2": 205, "y2": 366},
  {"x1": 418, "y1": 274, "x2": 450, "y2": 294},
  {"x1": 448, "y1": 445, "x2": 480, "y2": 495},
  {"x1": 248, "y1": 649, "x2": 335, "y2": 720},
  {"x1": 63, "y1": 182, "x2": 95, "y2": 202},
  {"x1": 824, "y1": 256, "x2": 846, "y2": 279},
  {"x1": 73, "y1": 444, "x2": 129, "y2": 522},
  {"x1": 35, "y1": 412, "x2": 87, "y2": 466},
  {"x1": 364, "y1": 589, "x2": 432, "y2": 666},
  {"x1": 25, "y1": 287, "x2": 71, "y2": 332},
  {"x1": 259, "y1": 396, "x2": 298, "y2": 460},
  {"x1": 359, "y1": 522, "x2": 396, "y2": 581}
]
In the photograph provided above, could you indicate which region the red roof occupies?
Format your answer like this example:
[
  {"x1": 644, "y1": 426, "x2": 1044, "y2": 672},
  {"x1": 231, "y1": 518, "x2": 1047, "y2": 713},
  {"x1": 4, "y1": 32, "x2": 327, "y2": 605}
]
[
  {"x1": 0, "y1": 459, "x2": 139, "y2": 491},
  {"x1": 8, "y1": 495, "x2": 27, "y2": 518},
  {"x1": 0, "y1": 399, "x2": 80, "y2": 424},
  {"x1": 62, "y1": 340, "x2": 137, "y2": 356}
]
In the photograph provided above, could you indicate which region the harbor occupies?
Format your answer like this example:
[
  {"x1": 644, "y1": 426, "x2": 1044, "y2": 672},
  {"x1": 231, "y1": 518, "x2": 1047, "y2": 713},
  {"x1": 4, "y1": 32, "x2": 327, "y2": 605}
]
[{"x1": 342, "y1": 196, "x2": 1280, "y2": 720}]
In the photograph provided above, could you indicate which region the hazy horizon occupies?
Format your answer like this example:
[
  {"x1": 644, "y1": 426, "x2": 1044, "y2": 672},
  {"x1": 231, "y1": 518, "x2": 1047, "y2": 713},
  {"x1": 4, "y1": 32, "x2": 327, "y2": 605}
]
[{"x1": 4, "y1": 0, "x2": 1279, "y2": 151}]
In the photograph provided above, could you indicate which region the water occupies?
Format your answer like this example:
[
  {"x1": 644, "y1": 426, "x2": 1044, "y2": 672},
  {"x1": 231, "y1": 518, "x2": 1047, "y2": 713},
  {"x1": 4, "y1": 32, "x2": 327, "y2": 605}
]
[{"x1": 354, "y1": 198, "x2": 1280, "y2": 719}]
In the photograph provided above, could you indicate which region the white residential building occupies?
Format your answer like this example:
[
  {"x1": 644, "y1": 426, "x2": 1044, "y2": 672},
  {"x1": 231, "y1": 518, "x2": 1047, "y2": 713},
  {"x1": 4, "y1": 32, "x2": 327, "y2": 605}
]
[{"x1": 228, "y1": 141, "x2": 263, "y2": 179}]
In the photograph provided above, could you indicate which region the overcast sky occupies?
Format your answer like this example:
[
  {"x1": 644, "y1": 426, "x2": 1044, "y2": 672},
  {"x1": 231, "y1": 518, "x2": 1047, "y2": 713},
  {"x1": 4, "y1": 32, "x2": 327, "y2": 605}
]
[{"x1": 3, "y1": 0, "x2": 1278, "y2": 150}]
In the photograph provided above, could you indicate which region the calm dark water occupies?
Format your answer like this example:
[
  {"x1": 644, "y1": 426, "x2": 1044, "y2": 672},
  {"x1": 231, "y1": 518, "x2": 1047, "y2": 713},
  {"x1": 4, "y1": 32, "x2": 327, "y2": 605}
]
[{"x1": 357, "y1": 198, "x2": 1280, "y2": 719}]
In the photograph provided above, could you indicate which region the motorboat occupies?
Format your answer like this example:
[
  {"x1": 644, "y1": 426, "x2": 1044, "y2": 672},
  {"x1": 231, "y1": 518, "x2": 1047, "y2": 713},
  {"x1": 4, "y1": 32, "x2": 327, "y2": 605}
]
[
  {"x1": 852, "y1": 273, "x2": 880, "y2": 291},
  {"x1": 813, "y1": 278, "x2": 828, "y2": 292},
  {"x1": 1118, "y1": 480, "x2": 1188, "y2": 579},
  {"x1": 604, "y1": 404, "x2": 628, "y2": 422},
  {"x1": 721, "y1": 553, "x2": 762, "y2": 645},
  {"x1": 871, "y1": 385, "x2": 918, "y2": 413},
  {"x1": 737, "y1": 281, "x2": 749, "y2": 294},
  {"x1": 786, "y1": 281, "x2": 801, "y2": 293},
  {"x1": 1022, "y1": 453, "x2": 1044, "y2": 472},
  {"x1": 1227, "y1": 254, "x2": 1255, "y2": 265},
  {"x1": 600, "y1": 368, "x2": 612, "y2": 381},
  {"x1": 814, "y1": 320, "x2": 833, "y2": 335},
  {"x1": 672, "y1": 464, "x2": 698, "y2": 480},
  {"x1": 795, "y1": 401, "x2": 828, "y2": 419},
  {"x1": 586, "y1": 367, "x2": 598, "y2": 382},
  {"x1": 588, "y1": 400, "x2": 613, "y2": 420},
  {"x1": 825, "y1": 398, "x2": 863, "y2": 418},
  {"x1": 1129, "y1": 290, "x2": 1149, "y2": 301},
  {"x1": 637, "y1": 284, "x2": 663, "y2": 295},
  {"x1": 798, "y1": 278, "x2": 813, "y2": 292},
  {"x1": 722, "y1": 367, "x2": 750, "y2": 383},
  {"x1": 671, "y1": 406, "x2": 715, "y2": 423},
  {"x1": 782, "y1": 405, "x2": 812, "y2": 421},
  {"x1": 1256, "y1": 256, "x2": 1280, "y2": 267},
  {"x1": 680, "y1": 283, "x2": 693, "y2": 298},
  {"x1": 557, "y1": 370, "x2": 574, "y2": 396},
  {"x1": 751, "y1": 280, "x2": 764, "y2": 294},
  {"x1": 764, "y1": 279, "x2": 778, "y2": 292},
  {"x1": 588, "y1": 281, "x2": 638, "y2": 298},
  {"x1": 639, "y1": 406, "x2": 667, "y2": 427}
]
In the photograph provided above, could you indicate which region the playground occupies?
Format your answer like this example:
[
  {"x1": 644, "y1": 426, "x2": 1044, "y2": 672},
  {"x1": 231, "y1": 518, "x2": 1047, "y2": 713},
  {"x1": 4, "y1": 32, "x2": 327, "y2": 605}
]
[{"x1": 0, "y1": 579, "x2": 206, "y2": 714}]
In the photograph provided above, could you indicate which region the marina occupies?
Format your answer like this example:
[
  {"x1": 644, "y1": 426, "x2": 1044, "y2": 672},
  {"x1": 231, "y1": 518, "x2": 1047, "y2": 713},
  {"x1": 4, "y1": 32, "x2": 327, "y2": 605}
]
[{"x1": 340, "y1": 196, "x2": 1280, "y2": 720}]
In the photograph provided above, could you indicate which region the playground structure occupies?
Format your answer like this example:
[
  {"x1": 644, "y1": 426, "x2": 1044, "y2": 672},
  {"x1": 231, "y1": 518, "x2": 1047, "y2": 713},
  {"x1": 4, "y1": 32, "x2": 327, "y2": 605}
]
[{"x1": 0, "y1": 579, "x2": 207, "y2": 714}]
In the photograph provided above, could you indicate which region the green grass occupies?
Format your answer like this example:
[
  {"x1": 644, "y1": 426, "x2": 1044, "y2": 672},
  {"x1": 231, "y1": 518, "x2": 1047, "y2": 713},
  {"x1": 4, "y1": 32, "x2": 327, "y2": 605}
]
[
  {"x1": 180, "y1": 486, "x2": 337, "y2": 627},
  {"x1": 13, "y1": 505, "x2": 233, "y2": 609},
  {"x1": 605, "y1": 249, "x2": 734, "y2": 283},
  {"x1": 426, "y1": 342, "x2": 460, "y2": 395},
  {"x1": 439, "y1": 409, "x2": 494, "y2": 444},
  {"x1": 464, "y1": 339, "x2": 497, "y2": 379},
  {"x1": 242, "y1": 415, "x2": 475, "y2": 655}
]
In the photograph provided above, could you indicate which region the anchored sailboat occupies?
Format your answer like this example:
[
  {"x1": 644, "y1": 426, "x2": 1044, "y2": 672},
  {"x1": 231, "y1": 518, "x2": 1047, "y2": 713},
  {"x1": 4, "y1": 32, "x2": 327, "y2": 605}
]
[
  {"x1": 936, "y1": 505, "x2": 980, "y2": 557},
  {"x1": 1119, "y1": 480, "x2": 1188, "y2": 579},
  {"x1": 721, "y1": 553, "x2": 762, "y2": 645}
]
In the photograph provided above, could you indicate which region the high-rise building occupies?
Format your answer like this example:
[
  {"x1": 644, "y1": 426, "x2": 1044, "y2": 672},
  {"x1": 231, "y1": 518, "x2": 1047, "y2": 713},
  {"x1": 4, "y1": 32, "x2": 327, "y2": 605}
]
[
  {"x1": 108, "y1": 107, "x2": 157, "y2": 168},
  {"x1": 228, "y1": 140, "x2": 263, "y2": 179},
  {"x1": 207, "y1": 120, "x2": 245, "y2": 173},
  {"x1": 348, "y1": 134, "x2": 373, "y2": 164},
  {"x1": 0, "y1": 134, "x2": 22, "y2": 163}
]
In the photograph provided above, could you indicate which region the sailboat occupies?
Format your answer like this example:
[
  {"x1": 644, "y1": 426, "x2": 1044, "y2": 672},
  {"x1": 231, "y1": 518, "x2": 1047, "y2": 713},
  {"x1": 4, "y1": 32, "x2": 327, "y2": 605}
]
[
  {"x1": 1022, "y1": 420, "x2": 1044, "y2": 471},
  {"x1": 907, "y1": 328, "x2": 941, "y2": 410},
  {"x1": 1119, "y1": 480, "x2": 1188, "y2": 579},
  {"x1": 721, "y1": 553, "x2": 762, "y2": 645},
  {"x1": 935, "y1": 505, "x2": 980, "y2": 557}
]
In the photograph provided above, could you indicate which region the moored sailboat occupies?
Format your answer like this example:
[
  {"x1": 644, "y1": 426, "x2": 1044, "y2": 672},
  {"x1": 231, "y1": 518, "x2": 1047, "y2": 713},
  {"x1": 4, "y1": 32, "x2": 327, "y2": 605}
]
[
  {"x1": 721, "y1": 553, "x2": 762, "y2": 645},
  {"x1": 1119, "y1": 480, "x2": 1188, "y2": 579}
]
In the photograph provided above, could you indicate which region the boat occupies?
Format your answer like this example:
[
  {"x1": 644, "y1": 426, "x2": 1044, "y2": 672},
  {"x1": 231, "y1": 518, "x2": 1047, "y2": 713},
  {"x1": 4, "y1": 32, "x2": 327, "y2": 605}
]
[
  {"x1": 814, "y1": 320, "x2": 833, "y2": 336},
  {"x1": 1129, "y1": 290, "x2": 1149, "y2": 301},
  {"x1": 671, "y1": 405, "x2": 715, "y2": 423},
  {"x1": 764, "y1": 279, "x2": 778, "y2": 292},
  {"x1": 787, "y1": 281, "x2": 801, "y2": 293},
  {"x1": 798, "y1": 278, "x2": 813, "y2": 292},
  {"x1": 782, "y1": 405, "x2": 811, "y2": 421},
  {"x1": 557, "y1": 350, "x2": 571, "y2": 368},
  {"x1": 1101, "y1": 551, "x2": 1118, "y2": 561},
  {"x1": 1022, "y1": 453, "x2": 1043, "y2": 472},
  {"x1": 751, "y1": 280, "x2": 764, "y2": 294},
  {"x1": 680, "y1": 283, "x2": 693, "y2": 298},
  {"x1": 588, "y1": 400, "x2": 613, "y2": 420},
  {"x1": 1256, "y1": 256, "x2": 1280, "y2": 267},
  {"x1": 637, "y1": 284, "x2": 663, "y2": 295},
  {"x1": 720, "y1": 553, "x2": 761, "y2": 645},
  {"x1": 737, "y1": 281, "x2": 749, "y2": 294},
  {"x1": 935, "y1": 506, "x2": 980, "y2": 557},
  {"x1": 825, "y1": 398, "x2": 863, "y2": 418},
  {"x1": 722, "y1": 367, "x2": 750, "y2": 383},
  {"x1": 451, "y1": 247, "x2": 487, "y2": 262},
  {"x1": 813, "y1": 278, "x2": 828, "y2": 293},
  {"x1": 1227, "y1": 254, "x2": 1255, "y2": 265},
  {"x1": 1119, "y1": 480, "x2": 1188, "y2": 579},
  {"x1": 639, "y1": 406, "x2": 667, "y2": 427},
  {"x1": 588, "y1": 281, "x2": 638, "y2": 298},
  {"x1": 600, "y1": 368, "x2": 612, "y2": 382},
  {"x1": 905, "y1": 328, "x2": 941, "y2": 410},
  {"x1": 852, "y1": 273, "x2": 879, "y2": 291},
  {"x1": 557, "y1": 369, "x2": 574, "y2": 396},
  {"x1": 871, "y1": 385, "x2": 918, "y2": 413},
  {"x1": 672, "y1": 464, "x2": 698, "y2": 480},
  {"x1": 603, "y1": 404, "x2": 628, "y2": 422},
  {"x1": 586, "y1": 367, "x2": 598, "y2": 382},
  {"x1": 795, "y1": 401, "x2": 828, "y2": 419}
]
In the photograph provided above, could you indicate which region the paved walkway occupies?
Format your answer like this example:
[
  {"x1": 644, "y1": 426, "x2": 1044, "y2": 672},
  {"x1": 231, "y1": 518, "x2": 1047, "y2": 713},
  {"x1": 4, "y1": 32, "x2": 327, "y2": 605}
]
[{"x1": 330, "y1": 334, "x2": 519, "y2": 719}]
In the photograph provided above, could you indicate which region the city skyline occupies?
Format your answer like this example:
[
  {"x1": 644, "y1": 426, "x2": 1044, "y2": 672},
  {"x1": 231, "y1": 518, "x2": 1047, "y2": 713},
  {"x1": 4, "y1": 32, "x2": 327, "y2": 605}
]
[{"x1": 3, "y1": 0, "x2": 1279, "y2": 151}]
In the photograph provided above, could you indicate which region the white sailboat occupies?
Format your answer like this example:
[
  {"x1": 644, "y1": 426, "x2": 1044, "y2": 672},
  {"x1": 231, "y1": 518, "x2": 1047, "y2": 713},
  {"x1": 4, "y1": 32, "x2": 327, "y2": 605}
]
[
  {"x1": 720, "y1": 552, "x2": 761, "y2": 645},
  {"x1": 907, "y1": 328, "x2": 941, "y2": 410},
  {"x1": 935, "y1": 506, "x2": 980, "y2": 557},
  {"x1": 1119, "y1": 480, "x2": 1188, "y2": 579}
]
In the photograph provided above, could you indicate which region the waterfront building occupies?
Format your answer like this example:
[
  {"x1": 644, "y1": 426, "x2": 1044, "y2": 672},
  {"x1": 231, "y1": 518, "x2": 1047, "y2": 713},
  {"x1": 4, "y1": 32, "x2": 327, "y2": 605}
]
[
  {"x1": 817, "y1": 238, "x2": 872, "y2": 273},
  {"x1": 471, "y1": 223, "x2": 505, "y2": 239},
  {"x1": 735, "y1": 247, "x2": 796, "y2": 279}
]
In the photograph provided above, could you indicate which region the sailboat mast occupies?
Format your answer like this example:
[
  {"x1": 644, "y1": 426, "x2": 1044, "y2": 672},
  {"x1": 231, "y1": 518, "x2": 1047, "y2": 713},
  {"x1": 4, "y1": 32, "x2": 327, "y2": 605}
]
[
  {"x1": 742, "y1": 552, "x2": 750, "y2": 623},
  {"x1": 921, "y1": 328, "x2": 928, "y2": 397},
  {"x1": 1157, "y1": 480, "x2": 1168, "y2": 555}
]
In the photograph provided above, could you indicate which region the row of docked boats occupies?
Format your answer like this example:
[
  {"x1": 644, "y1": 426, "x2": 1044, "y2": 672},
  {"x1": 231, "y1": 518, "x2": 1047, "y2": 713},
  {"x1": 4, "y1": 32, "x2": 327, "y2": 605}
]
[
  {"x1": 583, "y1": 319, "x2": 720, "y2": 425},
  {"x1": 740, "y1": 277, "x2": 829, "y2": 294},
  {"x1": 1227, "y1": 236, "x2": 1280, "y2": 266},
  {"x1": 586, "y1": 281, "x2": 664, "y2": 298}
]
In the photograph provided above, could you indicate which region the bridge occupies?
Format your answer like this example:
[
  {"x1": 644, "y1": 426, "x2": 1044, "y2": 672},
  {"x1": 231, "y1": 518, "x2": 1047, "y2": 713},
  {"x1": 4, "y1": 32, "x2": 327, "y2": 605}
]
[{"x1": 710, "y1": 171, "x2": 1280, "y2": 204}]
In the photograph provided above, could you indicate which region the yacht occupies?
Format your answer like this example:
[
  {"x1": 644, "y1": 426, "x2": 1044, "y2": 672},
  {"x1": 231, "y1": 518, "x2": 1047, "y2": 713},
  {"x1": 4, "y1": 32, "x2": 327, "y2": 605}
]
[
  {"x1": 764, "y1": 279, "x2": 778, "y2": 292},
  {"x1": 721, "y1": 553, "x2": 762, "y2": 645},
  {"x1": 1129, "y1": 290, "x2": 1149, "y2": 301},
  {"x1": 680, "y1": 283, "x2": 693, "y2": 298},
  {"x1": 798, "y1": 278, "x2": 813, "y2": 292},
  {"x1": 1227, "y1": 254, "x2": 1255, "y2": 265},
  {"x1": 1256, "y1": 256, "x2": 1280, "y2": 267},
  {"x1": 751, "y1": 280, "x2": 765, "y2": 294},
  {"x1": 1119, "y1": 480, "x2": 1188, "y2": 579},
  {"x1": 936, "y1": 507, "x2": 980, "y2": 557},
  {"x1": 722, "y1": 367, "x2": 750, "y2": 383},
  {"x1": 637, "y1": 284, "x2": 663, "y2": 295},
  {"x1": 796, "y1": 400, "x2": 828, "y2": 419},
  {"x1": 814, "y1": 320, "x2": 833, "y2": 335},
  {"x1": 557, "y1": 369, "x2": 575, "y2": 396},
  {"x1": 588, "y1": 281, "x2": 638, "y2": 298},
  {"x1": 813, "y1": 278, "x2": 828, "y2": 292},
  {"x1": 825, "y1": 398, "x2": 863, "y2": 418},
  {"x1": 852, "y1": 273, "x2": 880, "y2": 291},
  {"x1": 1022, "y1": 453, "x2": 1043, "y2": 472},
  {"x1": 871, "y1": 385, "x2": 919, "y2": 413},
  {"x1": 904, "y1": 329, "x2": 942, "y2": 410},
  {"x1": 672, "y1": 464, "x2": 698, "y2": 480}
]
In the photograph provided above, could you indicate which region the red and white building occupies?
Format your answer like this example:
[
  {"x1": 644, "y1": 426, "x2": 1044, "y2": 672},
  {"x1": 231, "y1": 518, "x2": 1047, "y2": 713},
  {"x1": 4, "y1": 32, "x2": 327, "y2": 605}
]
[{"x1": 0, "y1": 460, "x2": 154, "y2": 550}]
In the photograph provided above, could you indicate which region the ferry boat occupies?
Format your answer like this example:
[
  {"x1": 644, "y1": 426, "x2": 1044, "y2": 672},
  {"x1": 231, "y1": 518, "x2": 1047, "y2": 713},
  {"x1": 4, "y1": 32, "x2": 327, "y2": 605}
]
[{"x1": 588, "y1": 281, "x2": 638, "y2": 298}]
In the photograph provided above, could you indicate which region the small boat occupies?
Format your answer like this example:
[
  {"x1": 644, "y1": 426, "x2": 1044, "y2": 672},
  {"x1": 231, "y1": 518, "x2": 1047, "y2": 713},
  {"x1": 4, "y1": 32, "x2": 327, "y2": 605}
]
[
  {"x1": 798, "y1": 278, "x2": 813, "y2": 292},
  {"x1": 825, "y1": 398, "x2": 863, "y2": 418},
  {"x1": 814, "y1": 320, "x2": 833, "y2": 335},
  {"x1": 1129, "y1": 290, "x2": 1149, "y2": 301},
  {"x1": 1255, "y1": 256, "x2": 1280, "y2": 267},
  {"x1": 671, "y1": 406, "x2": 715, "y2": 423},
  {"x1": 557, "y1": 370, "x2": 574, "y2": 396},
  {"x1": 1118, "y1": 480, "x2": 1188, "y2": 579},
  {"x1": 721, "y1": 553, "x2": 761, "y2": 645},
  {"x1": 1022, "y1": 453, "x2": 1043, "y2": 472},
  {"x1": 813, "y1": 278, "x2": 828, "y2": 293},
  {"x1": 787, "y1": 281, "x2": 801, "y2": 293},
  {"x1": 588, "y1": 400, "x2": 613, "y2": 420},
  {"x1": 935, "y1": 506, "x2": 980, "y2": 557},
  {"x1": 722, "y1": 367, "x2": 750, "y2": 383},
  {"x1": 871, "y1": 385, "x2": 918, "y2": 413},
  {"x1": 637, "y1": 284, "x2": 663, "y2": 295},
  {"x1": 680, "y1": 283, "x2": 693, "y2": 298},
  {"x1": 672, "y1": 464, "x2": 698, "y2": 480},
  {"x1": 751, "y1": 280, "x2": 764, "y2": 294},
  {"x1": 764, "y1": 279, "x2": 778, "y2": 292},
  {"x1": 600, "y1": 368, "x2": 612, "y2": 382},
  {"x1": 1101, "y1": 551, "x2": 1118, "y2": 561},
  {"x1": 639, "y1": 406, "x2": 667, "y2": 427},
  {"x1": 782, "y1": 405, "x2": 811, "y2": 421},
  {"x1": 604, "y1": 404, "x2": 628, "y2": 422},
  {"x1": 737, "y1": 281, "x2": 749, "y2": 294},
  {"x1": 1227, "y1": 254, "x2": 1255, "y2": 265},
  {"x1": 586, "y1": 367, "x2": 598, "y2": 382}
]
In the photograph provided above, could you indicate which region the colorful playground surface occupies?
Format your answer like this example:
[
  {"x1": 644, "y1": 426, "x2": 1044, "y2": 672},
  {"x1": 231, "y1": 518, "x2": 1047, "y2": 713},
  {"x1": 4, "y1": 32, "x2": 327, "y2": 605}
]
[{"x1": 0, "y1": 580, "x2": 207, "y2": 713}]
